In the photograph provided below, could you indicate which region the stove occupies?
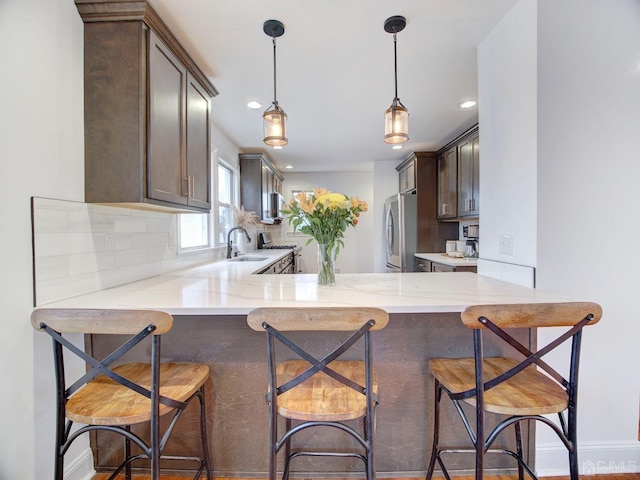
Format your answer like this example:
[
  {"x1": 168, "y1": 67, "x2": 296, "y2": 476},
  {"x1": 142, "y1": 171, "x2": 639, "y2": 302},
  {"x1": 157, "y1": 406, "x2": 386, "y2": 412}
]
[
  {"x1": 258, "y1": 232, "x2": 298, "y2": 251},
  {"x1": 258, "y1": 232, "x2": 301, "y2": 274}
]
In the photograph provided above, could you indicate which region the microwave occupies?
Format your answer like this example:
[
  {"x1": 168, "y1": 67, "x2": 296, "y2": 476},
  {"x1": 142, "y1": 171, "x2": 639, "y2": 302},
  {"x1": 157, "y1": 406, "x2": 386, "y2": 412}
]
[{"x1": 266, "y1": 192, "x2": 285, "y2": 222}]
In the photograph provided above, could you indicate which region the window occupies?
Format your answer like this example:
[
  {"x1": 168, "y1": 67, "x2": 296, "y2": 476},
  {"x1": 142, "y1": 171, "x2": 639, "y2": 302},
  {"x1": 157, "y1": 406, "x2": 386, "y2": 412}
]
[
  {"x1": 217, "y1": 162, "x2": 234, "y2": 245},
  {"x1": 289, "y1": 189, "x2": 312, "y2": 233},
  {"x1": 180, "y1": 213, "x2": 210, "y2": 249},
  {"x1": 179, "y1": 156, "x2": 237, "y2": 252}
]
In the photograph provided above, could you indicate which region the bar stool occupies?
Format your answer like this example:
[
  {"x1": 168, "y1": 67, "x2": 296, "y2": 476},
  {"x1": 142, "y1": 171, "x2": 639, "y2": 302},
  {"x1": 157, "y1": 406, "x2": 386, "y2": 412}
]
[
  {"x1": 32, "y1": 308, "x2": 213, "y2": 480},
  {"x1": 247, "y1": 307, "x2": 389, "y2": 480},
  {"x1": 424, "y1": 302, "x2": 602, "y2": 480}
]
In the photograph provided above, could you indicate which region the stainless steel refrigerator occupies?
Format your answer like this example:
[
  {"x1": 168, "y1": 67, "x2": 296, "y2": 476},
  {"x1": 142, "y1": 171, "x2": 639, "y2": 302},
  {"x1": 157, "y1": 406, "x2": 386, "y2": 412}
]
[{"x1": 384, "y1": 192, "x2": 418, "y2": 272}]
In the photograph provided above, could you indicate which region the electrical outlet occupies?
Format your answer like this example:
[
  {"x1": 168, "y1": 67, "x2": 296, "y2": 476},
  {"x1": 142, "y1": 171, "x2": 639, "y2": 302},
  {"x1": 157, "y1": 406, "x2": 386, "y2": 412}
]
[
  {"x1": 105, "y1": 234, "x2": 115, "y2": 254},
  {"x1": 499, "y1": 234, "x2": 513, "y2": 256}
]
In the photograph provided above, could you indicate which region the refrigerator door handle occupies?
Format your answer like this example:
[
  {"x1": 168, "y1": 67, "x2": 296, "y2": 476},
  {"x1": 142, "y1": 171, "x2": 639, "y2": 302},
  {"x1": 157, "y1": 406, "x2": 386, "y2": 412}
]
[{"x1": 385, "y1": 205, "x2": 394, "y2": 258}]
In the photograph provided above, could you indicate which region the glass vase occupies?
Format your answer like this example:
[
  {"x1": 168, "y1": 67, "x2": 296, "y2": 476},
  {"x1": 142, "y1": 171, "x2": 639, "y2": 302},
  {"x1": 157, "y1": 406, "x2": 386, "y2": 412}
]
[{"x1": 317, "y1": 243, "x2": 336, "y2": 285}]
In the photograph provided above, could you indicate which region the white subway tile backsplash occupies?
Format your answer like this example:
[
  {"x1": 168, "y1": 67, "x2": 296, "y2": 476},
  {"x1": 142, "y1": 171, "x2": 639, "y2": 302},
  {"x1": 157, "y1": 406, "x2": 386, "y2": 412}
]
[
  {"x1": 146, "y1": 217, "x2": 173, "y2": 233},
  {"x1": 36, "y1": 273, "x2": 97, "y2": 305},
  {"x1": 146, "y1": 246, "x2": 172, "y2": 262},
  {"x1": 35, "y1": 256, "x2": 69, "y2": 281},
  {"x1": 35, "y1": 232, "x2": 97, "y2": 256},
  {"x1": 115, "y1": 248, "x2": 149, "y2": 267},
  {"x1": 33, "y1": 209, "x2": 68, "y2": 233},
  {"x1": 68, "y1": 252, "x2": 116, "y2": 276},
  {"x1": 115, "y1": 215, "x2": 150, "y2": 233},
  {"x1": 132, "y1": 232, "x2": 169, "y2": 249},
  {"x1": 113, "y1": 233, "x2": 133, "y2": 251},
  {"x1": 31, "y1": 197, "x2": 216, "y2": 305},
  {"x1": 66, "y1": 210, "x2": 98, "y2": 233},
  {"x1": 95, "y1": 266, "x2": 135, "y2": 290}
]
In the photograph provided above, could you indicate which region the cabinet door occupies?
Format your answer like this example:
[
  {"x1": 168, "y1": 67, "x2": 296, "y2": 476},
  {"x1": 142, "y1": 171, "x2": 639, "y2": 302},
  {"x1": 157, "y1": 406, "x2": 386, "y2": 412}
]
[
  {"x1": 437, "y1": 147, "x2": 457, "y2": 219},
  {"x1": 471, "y1": 135, "x2": 480, "y2": 214},
  {"x1": 185, "y1": 73, "x2": 211, "y2": 210},
  {"x1": 457, "y1": 134, "x2": 479, "y2": 217},
  {"x1": 261, "y1": 163, "x2": 271, "y2": 219},
  {"x1": 399, "y1": 160, "x2": 416, "y2": 192},
  {"x1": 415, "y1": 258, "x2": 431, "y2": 272},
  {"x1": 148, "y1": 31, "x2": 188, "y2": 206},
  {"x1": 431, "y1": 262, "x2": 454, "y2": 272}
]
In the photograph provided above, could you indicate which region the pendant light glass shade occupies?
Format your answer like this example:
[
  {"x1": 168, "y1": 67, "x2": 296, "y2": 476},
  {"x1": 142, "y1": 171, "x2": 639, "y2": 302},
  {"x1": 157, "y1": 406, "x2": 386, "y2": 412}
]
[
  {"x1": 384, "y1": 16, "x2": 409, "y2": 144},
  {"x1": 385, "y1": 99, "x2": 409, "y2": 144},
  {"x1": 263, "y1": 20, "x2": 287, "y2": 147},
  {"x1": 263, "y1": 102, "x2": 287, "y2": 146}
]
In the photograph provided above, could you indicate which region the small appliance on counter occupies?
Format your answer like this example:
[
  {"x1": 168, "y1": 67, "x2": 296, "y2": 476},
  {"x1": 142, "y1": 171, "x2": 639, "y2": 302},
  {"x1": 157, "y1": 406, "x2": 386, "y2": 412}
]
[{"x1": 463, "y1": 224, "x2": 479, "y2": 258}]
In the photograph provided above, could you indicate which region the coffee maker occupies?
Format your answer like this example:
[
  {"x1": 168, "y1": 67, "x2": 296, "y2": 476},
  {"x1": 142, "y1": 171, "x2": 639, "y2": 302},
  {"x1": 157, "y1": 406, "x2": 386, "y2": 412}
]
[{"x1": 463, "y1": 224, "x2": 479, "y2": 258}]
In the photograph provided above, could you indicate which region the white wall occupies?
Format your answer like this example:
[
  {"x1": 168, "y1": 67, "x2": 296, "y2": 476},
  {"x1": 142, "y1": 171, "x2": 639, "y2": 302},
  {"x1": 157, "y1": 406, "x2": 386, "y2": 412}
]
[
  {"x1": 212, "y1": 123, "x2": 241, "y2": 171},
  {"x1": 478, "y1": 0, "x2": 538, "y2": 268},
  {"x1": 536, "y1": 0, "x2": 640, "y2": 473},
  {"x1": 0, "y1": 0, "x2": 85, "y2": 478},
  {"x1": 478, "y1": 0, "x2": 640, "y2": 474}
]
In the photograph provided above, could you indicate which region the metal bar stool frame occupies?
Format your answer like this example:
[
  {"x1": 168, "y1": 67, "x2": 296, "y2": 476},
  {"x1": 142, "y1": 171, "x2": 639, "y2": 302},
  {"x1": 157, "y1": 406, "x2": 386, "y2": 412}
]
[
  {"x1": 424, "y1": 302, "x2": 602, "y2": 480},
  {"x1": 32, "y1": 308, "x2": 213, "y2": 480},
  {"x1": 248, "y1": 307, "x2": 389, "y2": 480}
]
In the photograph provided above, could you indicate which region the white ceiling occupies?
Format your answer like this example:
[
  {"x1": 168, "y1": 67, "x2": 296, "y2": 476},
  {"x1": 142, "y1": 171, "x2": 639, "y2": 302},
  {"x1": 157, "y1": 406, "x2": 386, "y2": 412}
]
[{"x1": 149, "y1": 0, "x2": 517, "y2": 173}]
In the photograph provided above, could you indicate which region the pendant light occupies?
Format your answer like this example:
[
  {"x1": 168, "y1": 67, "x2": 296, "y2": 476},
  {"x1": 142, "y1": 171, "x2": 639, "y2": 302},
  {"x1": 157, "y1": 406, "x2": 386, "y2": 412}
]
[
  {"x1": 384, "y1": 16, "x2": 409, "y2": 144},
  {"x1": 263, "y1": 19, "x2": 287, "y2": 147}
]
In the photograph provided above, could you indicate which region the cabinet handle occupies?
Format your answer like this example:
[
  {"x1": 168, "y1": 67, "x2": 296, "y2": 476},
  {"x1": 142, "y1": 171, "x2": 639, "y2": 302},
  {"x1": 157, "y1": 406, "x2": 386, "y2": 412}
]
[
  {"x1": 183, "y1": 176, "x2": 195, "y2": 198},
  {"x1": 183, "y1": 176, "x2": 190, "y2": 198}
]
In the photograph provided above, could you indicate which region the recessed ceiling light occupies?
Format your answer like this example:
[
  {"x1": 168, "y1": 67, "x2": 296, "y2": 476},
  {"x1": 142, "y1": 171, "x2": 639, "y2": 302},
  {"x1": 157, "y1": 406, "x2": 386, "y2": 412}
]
[
  {"x1": 392, "y1": 145, "x2": 404, "y2": 150},
  {"x1": 247, "y1": 101, "x2": 262, "y2": 109},
  {"x1": 459, "y1": 100, "x2": 477, "y2": 109},
  {"x1": 285, "y1": 165, "x2": 293, "y2": 169},
  {"x1": 273, "y1": 145, "x2": 283, "y2": 150}
]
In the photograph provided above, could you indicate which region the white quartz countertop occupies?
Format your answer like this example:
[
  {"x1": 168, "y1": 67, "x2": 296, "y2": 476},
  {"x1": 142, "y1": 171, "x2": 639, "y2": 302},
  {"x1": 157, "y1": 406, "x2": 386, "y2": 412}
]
[
  {"x1": 415, "y1": 252, "x2": 478, "y2": 267},
  {"x1": 38, "y1": 252, "x2": 574, "y2": 315}
]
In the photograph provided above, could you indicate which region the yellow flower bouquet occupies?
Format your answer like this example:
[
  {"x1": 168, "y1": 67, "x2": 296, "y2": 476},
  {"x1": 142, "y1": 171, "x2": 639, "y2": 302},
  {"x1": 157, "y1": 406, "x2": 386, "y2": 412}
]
[{"x1": 281, "y1": 188, "x2": 368, "y2": 284}]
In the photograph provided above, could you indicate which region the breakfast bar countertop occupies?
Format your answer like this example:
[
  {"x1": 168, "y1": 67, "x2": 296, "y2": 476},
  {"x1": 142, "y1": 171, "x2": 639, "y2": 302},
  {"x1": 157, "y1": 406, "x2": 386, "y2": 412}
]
[
  {"x1": 39, "y1": 259, "x2": 572, "y2": 315},
  {"x1": 415, "y1": 252, "x2": 479, "y2": 267}
]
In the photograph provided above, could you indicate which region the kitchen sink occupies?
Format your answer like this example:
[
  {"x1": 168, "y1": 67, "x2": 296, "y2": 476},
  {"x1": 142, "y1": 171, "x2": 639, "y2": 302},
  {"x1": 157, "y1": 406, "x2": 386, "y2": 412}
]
[{"x1": 230, "y1": 256, "x2": 268, "y2": 262}]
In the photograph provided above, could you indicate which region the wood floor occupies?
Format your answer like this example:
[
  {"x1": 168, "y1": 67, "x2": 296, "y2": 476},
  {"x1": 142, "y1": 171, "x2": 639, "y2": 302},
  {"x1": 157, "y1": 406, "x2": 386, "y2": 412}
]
[{"x1": 92, "y1": 474, "x2": 640, "y2": 480}]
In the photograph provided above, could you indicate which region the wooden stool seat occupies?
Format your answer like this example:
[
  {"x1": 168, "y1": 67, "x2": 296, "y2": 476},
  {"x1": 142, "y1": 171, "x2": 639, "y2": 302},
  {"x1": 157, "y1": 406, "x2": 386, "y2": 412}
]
[
  {"x1": 66, "y1": 362, "x2": 210, "y2": 425},
  {"x1": 276, "y1": 360, "x2": 378, "y2": 421},
  {"x1": 430, "y1": 357, "x2": 568, "y2": 416}
]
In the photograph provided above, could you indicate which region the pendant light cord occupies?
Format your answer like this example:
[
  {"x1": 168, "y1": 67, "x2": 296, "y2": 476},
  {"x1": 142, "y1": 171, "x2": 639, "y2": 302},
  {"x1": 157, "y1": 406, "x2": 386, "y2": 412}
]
[
  {"x1": 272, "y1": 37, "x2": 278, "y2": 104},
  {"x1": 393, "y1": 32, "x2": 398, "y2": 100}
]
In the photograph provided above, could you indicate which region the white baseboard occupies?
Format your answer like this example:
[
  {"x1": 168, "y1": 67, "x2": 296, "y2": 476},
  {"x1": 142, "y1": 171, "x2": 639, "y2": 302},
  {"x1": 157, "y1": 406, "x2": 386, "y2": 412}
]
[
  {"x1": 536, "y1": 441, "x2": 640, "y2": 476},
  {"x1": 64, "y1": 448, "x2": 95, "y2": 480}
]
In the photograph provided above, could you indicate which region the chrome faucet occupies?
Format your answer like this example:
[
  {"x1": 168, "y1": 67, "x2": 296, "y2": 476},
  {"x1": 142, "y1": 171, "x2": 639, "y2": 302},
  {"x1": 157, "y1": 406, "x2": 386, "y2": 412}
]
[{"x1": 226, "y1": 227, "x2": 251, "y2": 259}]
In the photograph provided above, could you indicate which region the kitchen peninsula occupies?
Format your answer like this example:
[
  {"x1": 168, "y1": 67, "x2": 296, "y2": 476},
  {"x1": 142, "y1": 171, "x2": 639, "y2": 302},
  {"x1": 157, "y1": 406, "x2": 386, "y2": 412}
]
[{"x1": 37, "y1": 258, "x2": 573, "y2": 477}]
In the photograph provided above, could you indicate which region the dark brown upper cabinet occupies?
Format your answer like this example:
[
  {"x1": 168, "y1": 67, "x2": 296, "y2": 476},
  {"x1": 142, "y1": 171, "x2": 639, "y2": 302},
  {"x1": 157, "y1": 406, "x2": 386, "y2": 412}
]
[
  {"x1": 239, "y1": 153, "x2": 284, "y2": 224},
  {"x1": 75, "y1": 0, "x2": 218, "y2": 213},
  {"x1": 436, "y1": 124, "x2": 479, "y2": 221},
  {"x1": 457, "y1": 131, "x2": 480, "y2": 218}
]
